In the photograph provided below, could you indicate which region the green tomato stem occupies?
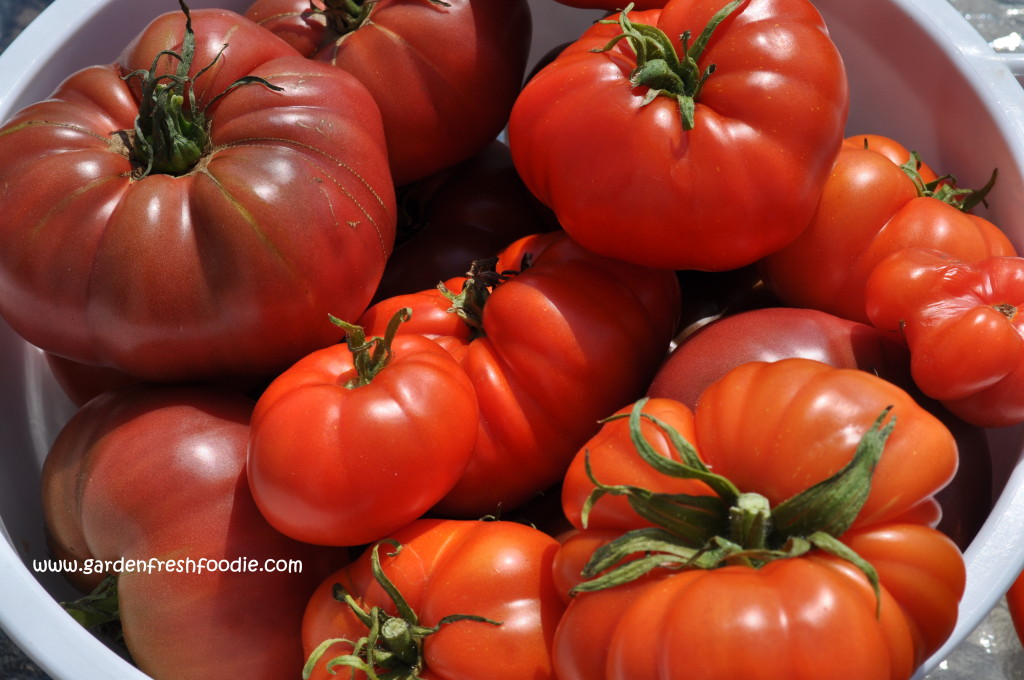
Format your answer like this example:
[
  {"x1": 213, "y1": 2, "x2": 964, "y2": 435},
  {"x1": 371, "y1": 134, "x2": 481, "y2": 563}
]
[
  {"x1": 593, "y1": 1, "x2": 744, "y2": 130},
  {"x1": 330, "y1": 306, "x2": 412, "y2": 389}
]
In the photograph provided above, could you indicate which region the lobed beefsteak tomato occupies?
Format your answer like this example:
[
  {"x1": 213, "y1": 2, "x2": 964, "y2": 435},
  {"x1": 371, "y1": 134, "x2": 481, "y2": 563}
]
[
  {"x1": 359, "y1": 231, "x2": 681, "y2": 517},
  {"x1": 508, "y1": 0, "x2": 849, "y2": 270},
  {"x1": 247, "y1": 310, "x2": 480, "y2": 546},
  {"x1": 0, "y1": 4, "x2": 396, "y2": 382},
  {"x1": 555, "y1": 359, "x2": 964, "y2": 679},
  {"x1": 245, "y1": 0, "x2": 532, "y2": 186},
  {"x1": 759, "y1": 134, "x2": 1015, "y2": 324},
  {"x1": 302, "y1": 518, "x2": 565, "y2": 680}
]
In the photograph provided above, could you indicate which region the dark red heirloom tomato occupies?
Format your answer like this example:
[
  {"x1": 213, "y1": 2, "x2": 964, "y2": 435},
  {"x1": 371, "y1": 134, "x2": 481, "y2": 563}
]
[
  {"x1": 553, "y1": 0, "x2": 665, "y2": 9},
  {"x1": 247, "y1": 310, "x2": 480, "y2": 546},
  {"x1": 0, "y1": 5, "x2": 395, "y2": 383},
  {"x1": 359, "y1": 231, "x2": 681, "y2": 517},
  {"x1": 302, "y1": 519, "x2": 565, "y2": 680},
  {"x1": 759, "y1": 134, "x2": 1015, "y2": 324},
  {"x1": 866, "y1": 248, "x2": 1024, "y2": 428},
  {"x1": 245, "y1": 0, "x2": 531, "y2": 186},
  {"x1": 40, "y1": 385, "x2": 343, "y2": 680},
  {"x1": 374, "y1": 141, "x2": 558, "y2": 302},
  {"x1": 555, "y1": 361, "x2": 964, "y2": 679},
  {"x1": 509, "y1": 0, "x2": 848, "y2": 271}
]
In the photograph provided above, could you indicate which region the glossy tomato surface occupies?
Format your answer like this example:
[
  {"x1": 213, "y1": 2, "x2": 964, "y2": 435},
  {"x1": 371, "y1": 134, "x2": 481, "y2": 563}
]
[
  {"x1": 759, "y1": 135, "x2": 1015, "y2": 324},
  {"x1": 246, "y1": 0, "x2": 532, "y2": 185},
  {"x1": 509, "y1": 0, "x2": 848, "y2": 270},
  {"x1": 0, "y1": 7, "x2": 396, "y2": 382},
  {"x1": 248, "y1": 332, "x2": 480, "y2": 546},
  {"x1": 40, "y1": 384, "x2": 343, "y2": 680},
  {"x1": 360, "y1": 232, "x2": 681, "y2": 516},
  {"x1": 302, "y1": 518, "x2": 565, "y2": 680}
]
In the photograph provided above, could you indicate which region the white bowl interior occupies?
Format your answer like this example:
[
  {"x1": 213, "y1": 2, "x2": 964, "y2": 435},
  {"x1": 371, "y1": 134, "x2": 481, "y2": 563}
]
[{"x1": 2, "y1": 0, "x2": 1024, "y2": 678}]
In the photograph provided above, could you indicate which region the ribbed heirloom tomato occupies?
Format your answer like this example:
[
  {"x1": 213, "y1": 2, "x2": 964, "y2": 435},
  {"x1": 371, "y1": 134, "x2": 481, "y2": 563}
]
[
  {"x1": 508, "y1": 0, "x2": 849, "y2": 270},
  {"x1": 0, "y1": 3, "x2": 396, "y2": 382},
  {"x1": 359, "y1": 231, "x2": 681, "y2": 517},
  {"x1": 555, "y1": 359, "x2": 964, "y2": 680},
  {"x1": 245, "y1": 0, "x2": 532, "y2": 185},
  {"x1": 40, "y1": 385, "x2": 343, "y2": 680},
  {"x1": 302, "y1": 519, "x2": 565, "y2": 680},
  {"x1": 759, "y1": 134, "x2": 1015, "y2": 324},
  {"x1": 247, "y1": 310, "x2": 481, "y2": 547}
]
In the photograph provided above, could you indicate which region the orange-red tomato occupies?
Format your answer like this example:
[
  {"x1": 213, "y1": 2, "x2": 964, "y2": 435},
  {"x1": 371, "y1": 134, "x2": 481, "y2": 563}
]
[
  {"x1": 302, "y1": 518, "x2": 565, "y2": 680},
  {"x1": 555, "y1": 359, "x2": 964, "y2": 680},
  {"x1": 759, "y1": 135, "x2": 1015, "y2": 324}
]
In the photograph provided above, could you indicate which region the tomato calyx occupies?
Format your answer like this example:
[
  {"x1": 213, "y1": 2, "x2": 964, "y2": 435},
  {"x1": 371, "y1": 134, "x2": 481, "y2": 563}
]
[
  {"x1": 593, "y1": 0, "x2": 743, "y2": 130},
  {"x1": 438, "y1": 256, "x2": 527, "y2": 337},
  {"x1": 61, "y1": 574, "x2": 124, "y2": 644},
  {"x1": 302, "y1": 540, "x2": 500, "y2": 680},
  {"x1": 315, "y1": 0, "x2": 451, "y2": 39},
  {"x1": 894, "y1": 148, "x2": 997, "y2": 212},
  {"x1": 119, "y1": 0, "x2": 283, "y2": 178},
  {"x1": 330, "y1": 307, "x2": 412, "y2": 388},
  {"x1": 574, "y1": 399, "x2": 893, "y2": 609}
]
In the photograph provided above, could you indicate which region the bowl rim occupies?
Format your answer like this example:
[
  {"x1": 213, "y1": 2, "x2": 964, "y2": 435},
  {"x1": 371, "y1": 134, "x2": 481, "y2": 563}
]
[{"x1": 2, "y1": 0, "x2": 1024, "y2": 678}]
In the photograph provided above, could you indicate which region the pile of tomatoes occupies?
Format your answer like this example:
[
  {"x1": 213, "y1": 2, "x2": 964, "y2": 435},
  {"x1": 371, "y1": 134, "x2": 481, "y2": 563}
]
[{"x1": 1, "y1": 0, "x2": 1022, "y2": 678}]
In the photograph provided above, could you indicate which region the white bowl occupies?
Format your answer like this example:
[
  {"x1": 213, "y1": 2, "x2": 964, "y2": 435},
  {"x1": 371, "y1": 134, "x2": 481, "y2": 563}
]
[{"x1": 2, "y1": 0, "x2": 1024, "y2": 678}]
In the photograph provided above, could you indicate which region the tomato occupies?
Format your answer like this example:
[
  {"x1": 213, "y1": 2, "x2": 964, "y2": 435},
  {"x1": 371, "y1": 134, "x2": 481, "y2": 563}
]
[
  {"x1": 865, "y1": 248, "x2": 1024, "y2": 428},
  {"x1": 759, "y1": 134, "x2": 1015, "y2": 324},
  {"x1": 508, "y1": 0, "x2": 848, "y2": 271},
  {"x1": 554, "y1": 360, "x2": 965, "y2": 679},
  {"x1": 302, "y1": 518, "x2": 565, "y2": 680},
  {"x1": 1007, "y1": 569, "x2": 1024, "y2": 647},
  {"x1": 648, "y1": 306, "x2": 992, "y2": 550},
  {"x1": 247, "y1": 310, "x2": 480, "y2": 546},
  {"x1": 359, "y1": 231, "x2": 681, "y2": 517},
  {"x1": 245, "y1": 0, "x2": 532, "y2": 186},
  {"x1": 650, "y1": 307, "x2": 912, "y2": 410},
  {"x1": 374, "y1": 141, "x2": 557, "y2": 302},
  {"x1": 0, "y1": 6, "x2": 396, "y2": 383},
  {"x1": 40, "y1": 384, "x2": 343, "y2": 680}
]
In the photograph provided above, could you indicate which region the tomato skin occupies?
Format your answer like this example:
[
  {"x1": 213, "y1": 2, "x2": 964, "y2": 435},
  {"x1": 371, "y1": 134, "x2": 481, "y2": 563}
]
[
  {"x1": 40, "y1": 385, "x2": 343, "y2": 680},
  {"x1": 374, "y1": 141, "x2": 557, "y2": 302},
  {"x1": 247, "y1": 333, "x2": 480, "y2": 546},
  {"x1": 0, "y1": 8, "x2": 396, "y2": 383},
  {"x1": 508, "y1": 0, "x2": 848, "y2": 270},
  {"x1": 246, "y1": 0, "x2": 532, "y2": 185},
  {"x1": 650, "y1": 307, "x2": 912, "y2": 411},
  {"x1": 360, "y1": 232, "x2": 681, "y2": 517},
  {"x1": 1007, "y1": 570, "x2": 1024, "y2": 646},
  {"x1": 695, "y1": 359, "x2": 957, "y2": 529},
  {"x1": 759, "y1": 135, "x2": 1016, "y2": 324},
  {"x1": 555, "y1": 362, "x2": 964, "y2": 680},
  {"x1": 302, "y1": 518, "x2": 565, "y2": 680},
  {"x1": 865, "y1": 249, "x2": 1024, "y2": 428},
  {"x1": 647, "y1": 306, "x2": 992, "y2": 550}
]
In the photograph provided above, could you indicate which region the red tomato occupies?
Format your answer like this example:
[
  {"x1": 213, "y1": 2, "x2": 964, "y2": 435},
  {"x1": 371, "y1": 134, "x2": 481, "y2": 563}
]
[
  {"x1": 759, "y1": 134, "x2": 1015, "y2": 324},
  {"x1": 0, "y1": 7, "x2": 396, "y2": 383},
  {"x1": 647, "y1": 306, "x2": 993, "y2": 550},
  {"x1": 865, "y1": 248, "x2": 1024, "y2": 428},
  {"x1": 374, "y1": 141, "x2": 558, "y2": 302},
  {"x1": 1007, "y1": 570, "x2": 1024, "y2": 646},
  {"x1": 508, "y1": 0, "x2": 848, "y2": 270},
  {"x1": 555, "y1": 361, "x2": 965, "y2": 679},
  {"x1": 553, "y1": 0, "x2": 664, "y2": 8},
  {"x1": 359, "y1": 231, "x2": 681, "y2": 517},
  {"x1": 302, "y1": 518, "x2": 565, "y2": 680},
  {"x1": 40, "y1": 385, "x2": 343, "y2": 680},
  {"x1": 247, "y1": 311, "x2": 480, "y2": 546},
  {"x1": 245, "y1": 0, "x2": 531, "y2": 185}
]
